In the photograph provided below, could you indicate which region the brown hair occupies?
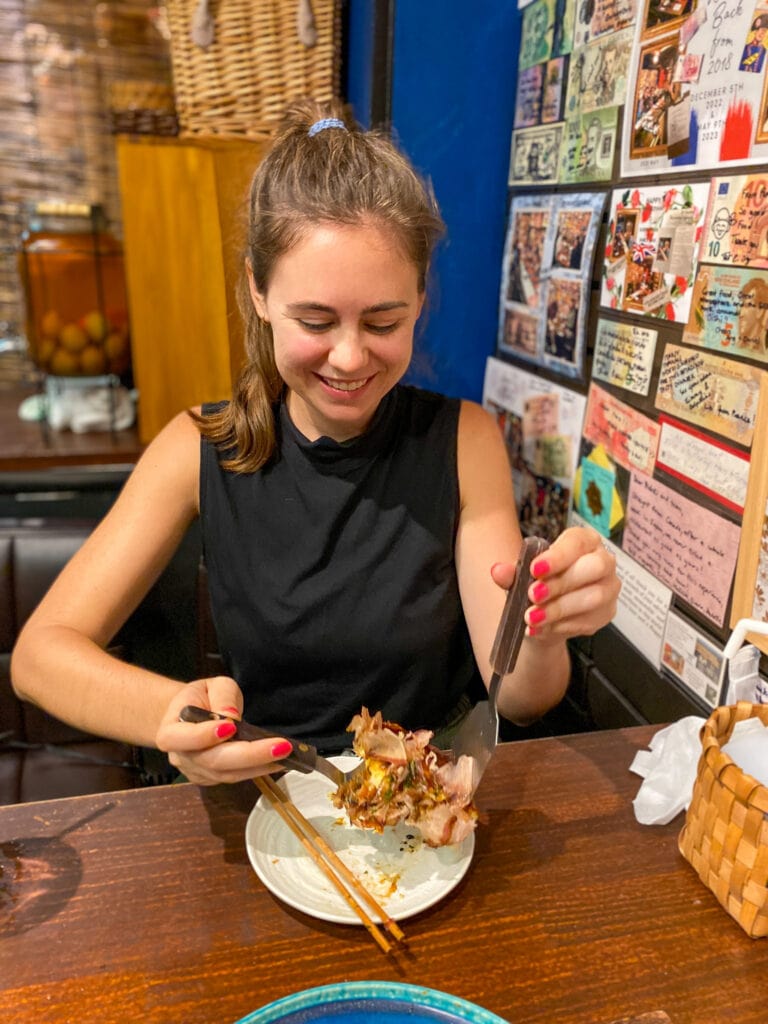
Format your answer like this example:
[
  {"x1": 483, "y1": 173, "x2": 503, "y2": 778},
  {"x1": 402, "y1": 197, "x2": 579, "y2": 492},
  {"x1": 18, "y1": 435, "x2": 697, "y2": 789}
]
[{"x1": 193, "y1": 99, "x2": 445, "y2": 473}]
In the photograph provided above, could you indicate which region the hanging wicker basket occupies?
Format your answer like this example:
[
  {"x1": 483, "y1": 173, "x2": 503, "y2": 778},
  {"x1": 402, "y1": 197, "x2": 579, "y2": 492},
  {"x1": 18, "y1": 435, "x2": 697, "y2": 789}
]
[
  {"x1": 678, "y1": 701, "x2": 768, "y2": 938},
  {"x1": 166, "y1": 0, "x2": 341, "y2": 139}
]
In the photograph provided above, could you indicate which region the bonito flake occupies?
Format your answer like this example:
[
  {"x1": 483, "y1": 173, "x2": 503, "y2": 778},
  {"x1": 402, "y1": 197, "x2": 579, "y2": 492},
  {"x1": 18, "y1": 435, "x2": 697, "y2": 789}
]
[{"x1": 332, "y1": 707, "x2": 478, "y2": 848}]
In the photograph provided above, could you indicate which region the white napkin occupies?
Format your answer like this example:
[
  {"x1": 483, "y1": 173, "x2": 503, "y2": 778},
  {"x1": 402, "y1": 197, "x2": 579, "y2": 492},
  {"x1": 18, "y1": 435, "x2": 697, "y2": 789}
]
[
  {"x1": 47, "y1": 385, "x2": 135, "y2": 433},
  {"x1": 629, "y1": 717, "x2": 705, "y2": 825},
  {"x1": 722, "y1": 719, "x2": 768, "y2": 787}
]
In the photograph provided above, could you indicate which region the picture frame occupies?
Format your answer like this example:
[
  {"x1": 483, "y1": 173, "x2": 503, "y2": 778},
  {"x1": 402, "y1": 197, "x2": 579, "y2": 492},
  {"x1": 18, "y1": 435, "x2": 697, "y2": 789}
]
[{"x1": 730, "y1": 375, "x2": 768, "y2": 654}]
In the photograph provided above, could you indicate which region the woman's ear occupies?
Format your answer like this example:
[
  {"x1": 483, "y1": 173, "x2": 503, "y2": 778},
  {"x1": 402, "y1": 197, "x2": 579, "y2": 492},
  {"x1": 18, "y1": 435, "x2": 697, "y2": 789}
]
[{"x1": 246, "y1": 260, "x2": 269, "y2": 322}]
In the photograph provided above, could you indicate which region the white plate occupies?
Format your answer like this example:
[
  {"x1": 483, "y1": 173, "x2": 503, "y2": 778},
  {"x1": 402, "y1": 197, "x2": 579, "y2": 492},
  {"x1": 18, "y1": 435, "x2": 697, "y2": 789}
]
[{"x1": 245, "y1": 756, "x2": 475, "y2": 925}]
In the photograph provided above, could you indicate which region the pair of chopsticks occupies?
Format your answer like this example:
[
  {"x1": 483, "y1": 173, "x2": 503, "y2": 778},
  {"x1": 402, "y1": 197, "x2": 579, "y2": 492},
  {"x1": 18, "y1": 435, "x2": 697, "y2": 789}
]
[{"x1": 253, "y1": 775, "x2": 406, "y2": 954}]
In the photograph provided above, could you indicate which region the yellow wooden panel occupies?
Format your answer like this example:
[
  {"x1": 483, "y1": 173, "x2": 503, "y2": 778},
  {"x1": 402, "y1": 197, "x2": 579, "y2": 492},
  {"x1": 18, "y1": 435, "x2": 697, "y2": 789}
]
[{"x1": 116, "y1": 136, "x2": 267, "y2": 443}]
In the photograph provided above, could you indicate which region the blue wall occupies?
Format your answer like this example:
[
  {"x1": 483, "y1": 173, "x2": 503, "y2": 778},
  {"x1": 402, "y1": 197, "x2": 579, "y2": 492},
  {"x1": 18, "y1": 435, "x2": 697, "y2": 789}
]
[{"x1": 346, "y1": 2, "x2": 520, "y2": 403}]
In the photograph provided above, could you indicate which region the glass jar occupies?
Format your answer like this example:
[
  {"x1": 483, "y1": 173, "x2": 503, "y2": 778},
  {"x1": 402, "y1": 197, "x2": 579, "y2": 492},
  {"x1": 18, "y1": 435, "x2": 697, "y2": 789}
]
[{"x1": 18, "y1": 201, "x2": 131, "y2": 378}]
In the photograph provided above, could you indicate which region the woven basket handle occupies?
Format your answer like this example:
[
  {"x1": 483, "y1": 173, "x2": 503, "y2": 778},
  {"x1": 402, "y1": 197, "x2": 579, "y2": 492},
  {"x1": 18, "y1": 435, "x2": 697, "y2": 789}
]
[
  {"x1": 298, "y1": 0, "x2": 318, "y2": 46},
  {"x1": 191, "y1": 0, "x2": 215, "y2": 48}
]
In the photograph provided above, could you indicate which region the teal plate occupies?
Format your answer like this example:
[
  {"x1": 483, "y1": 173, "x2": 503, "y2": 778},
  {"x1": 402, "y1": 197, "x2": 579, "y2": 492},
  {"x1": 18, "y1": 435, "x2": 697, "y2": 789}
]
[{"x1": 234, "y1": 982, "x2": 508, "y2": 1024}]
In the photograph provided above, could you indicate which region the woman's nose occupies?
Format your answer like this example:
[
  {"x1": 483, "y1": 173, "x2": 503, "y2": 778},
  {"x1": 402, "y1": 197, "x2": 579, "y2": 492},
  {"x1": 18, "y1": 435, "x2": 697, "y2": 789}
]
[{"x1": 327, "y1": 331, "x2": 368, "y2": 373}]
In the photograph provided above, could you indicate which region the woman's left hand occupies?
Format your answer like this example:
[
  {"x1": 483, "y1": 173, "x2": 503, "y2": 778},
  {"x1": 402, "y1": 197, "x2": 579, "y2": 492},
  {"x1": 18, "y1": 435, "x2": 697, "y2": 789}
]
[{"x1": 492, "y1": 525, "x2": 620, "y2": 643}]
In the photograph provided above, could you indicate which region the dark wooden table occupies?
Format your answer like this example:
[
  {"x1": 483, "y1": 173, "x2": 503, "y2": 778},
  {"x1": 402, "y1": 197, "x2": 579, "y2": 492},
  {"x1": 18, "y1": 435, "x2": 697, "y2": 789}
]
[
  {"x1": 0, "y1": 381, "x2": 143, "y2": 470},
  {"x1": 1, "y1": 726, "x2": 765, "y2": 1024}
]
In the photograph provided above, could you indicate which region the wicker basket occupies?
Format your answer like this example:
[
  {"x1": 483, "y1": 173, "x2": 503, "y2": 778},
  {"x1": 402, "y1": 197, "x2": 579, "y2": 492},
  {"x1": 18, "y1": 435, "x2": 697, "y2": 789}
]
[
  {"x1": 678, "y1": 702, "x2": 768, "y2": 938},
  {"x1": 166, "y1": 0, "x2": 341, "y2": 138}
]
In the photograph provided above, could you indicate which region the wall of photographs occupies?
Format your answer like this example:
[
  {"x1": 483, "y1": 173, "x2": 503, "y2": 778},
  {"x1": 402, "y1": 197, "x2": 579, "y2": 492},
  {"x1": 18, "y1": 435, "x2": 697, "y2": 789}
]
[{"x1": 485, "y1": 0, "x2": 768, "y2": 714}]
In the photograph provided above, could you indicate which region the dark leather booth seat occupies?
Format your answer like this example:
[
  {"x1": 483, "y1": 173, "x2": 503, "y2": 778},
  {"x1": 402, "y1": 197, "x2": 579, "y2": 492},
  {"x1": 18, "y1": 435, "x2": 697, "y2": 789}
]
[{"x1": 0, "y1": 518, "x2": 200, "y2": 805}]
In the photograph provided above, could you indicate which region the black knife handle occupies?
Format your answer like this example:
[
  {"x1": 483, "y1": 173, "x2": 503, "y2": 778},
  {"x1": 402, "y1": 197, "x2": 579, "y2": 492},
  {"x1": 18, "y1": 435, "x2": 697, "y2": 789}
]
[
  {"x1": 178, "y1": 705, "x2": 317, "y2": 775},
  {"x1": 490, "y1": 536, "x2": 550, "y2": 676}
]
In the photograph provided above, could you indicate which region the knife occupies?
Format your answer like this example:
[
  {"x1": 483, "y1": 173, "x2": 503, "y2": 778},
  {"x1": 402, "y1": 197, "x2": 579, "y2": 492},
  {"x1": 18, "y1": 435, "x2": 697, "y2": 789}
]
[{"x1": 178, "y1": 705, "x2": 346, "y2": 787}]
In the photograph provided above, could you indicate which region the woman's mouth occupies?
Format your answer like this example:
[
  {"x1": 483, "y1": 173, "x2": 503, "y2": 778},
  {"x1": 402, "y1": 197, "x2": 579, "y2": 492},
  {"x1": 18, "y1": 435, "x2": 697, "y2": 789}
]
[{"x1": 317, "y1": 375, "x2": 372, "y2": 393}]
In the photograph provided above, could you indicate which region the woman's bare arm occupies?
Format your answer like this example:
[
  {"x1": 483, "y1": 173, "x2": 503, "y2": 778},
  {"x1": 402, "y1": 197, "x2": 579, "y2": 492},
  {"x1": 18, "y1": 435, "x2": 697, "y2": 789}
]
[{"x1": 11, "y1": 411, "x2": 202, "y2": 746}]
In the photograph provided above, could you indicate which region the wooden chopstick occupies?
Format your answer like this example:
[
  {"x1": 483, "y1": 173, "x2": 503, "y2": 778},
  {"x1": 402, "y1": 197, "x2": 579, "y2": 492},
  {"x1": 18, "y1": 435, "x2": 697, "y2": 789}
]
[{"x1": 253, "y1": 775, "x2": 406, "y2": 952}]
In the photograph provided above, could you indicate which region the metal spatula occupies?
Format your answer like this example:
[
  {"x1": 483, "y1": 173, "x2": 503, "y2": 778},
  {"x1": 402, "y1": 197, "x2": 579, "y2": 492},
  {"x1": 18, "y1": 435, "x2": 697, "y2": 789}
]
[{"x1": 450, "y1": 535, "x2": 550, "y2": 795}]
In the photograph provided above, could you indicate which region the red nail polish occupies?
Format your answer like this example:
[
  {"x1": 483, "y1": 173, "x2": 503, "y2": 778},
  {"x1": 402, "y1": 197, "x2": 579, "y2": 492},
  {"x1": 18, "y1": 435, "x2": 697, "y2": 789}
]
[
  {"x1": 529, "y1": 607, "x2": 547, "y2": 625},
  {"x1": 215, "y1": 721, "x2": 237, "y2": 739},
  {"x1": 532, "y1": 581, "x2": 549, "y2": 603},
  {"x1": 532, "y1": 559, "x2": 550, "y2": 579},
  {"x1": 528, "y1": 625, "x2": 538, "y2": 637},
  {"x1": 271, "y1": 740, "x2": 293, "y2": 758}
]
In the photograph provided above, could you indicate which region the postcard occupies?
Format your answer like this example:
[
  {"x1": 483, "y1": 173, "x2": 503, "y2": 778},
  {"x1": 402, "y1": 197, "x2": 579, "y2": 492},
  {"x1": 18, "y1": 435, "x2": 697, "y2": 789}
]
[
  {"x1": 600, "y1": 183, "x2": 709, "y2": 322},
  {"x1": 572, "y1": 0, "x2": 637, "y2": 49},
  {"x1": 541, "y1": 57, "x2": 567, "y2": 122},
  {"x1": 500, "y1": 196, "x2": 551, "y2": 309},
  {"x1": 498, "y1": 192, "x2": 605, "y2": 377},
  {"x1": 483, "y1": 356, "x2": 588, "y2": 478},
  {"x1": 514, "y1": 65, "x2": 545, "y2": 128},
  {"x1": 592, "y1": 317, "x2": 657, "y2": 395},
  {"x1": 656, "y1": 415, "x2": 751, "y2": 513},
  {"x1": 623, "y1": 472, "x2": 741, "y2": 628},
  {"x1": 683, "y1": 265, "x2": 768, "y2": 363},
  {"x1": 519, "y1": 0, "x2": 556, "y2": 70},
  {"x1": 583, "y1": 383, "x2": 660, "y2": 474},
  {"x1": 655, "y1": 343, "x2": 764, "y2": 445},
  {"x1": 552, "y1": 0, "x2": 577, "y2": 56},
  {"x1": 750, "y1": 498, "x2": 768, "y2": 626},
  {"x1": 621, "y1": 9, "x2": 768, "y2": 175},
  {"x1": 577, "y1": 456, "x2": 616, "y2": 534},
  {"x1": 483, "y1": 357, "x2": 587, "y2": 540},
  {"x1": 560, "y1": 106, "x2": 618, "y2": 183},
  {"x1": 572, "y1": 509, "x2": 672, "y2": 668},
  {"x1": 661, "y1": 611, "x2": 725, "y2": 709},
  {"x1": 509, "y1": 123, "x2": 565, "y2": 185},
  {"x1": 573, "y1": 441, "x2": 628, "y2": 539},
  {"x1": 701, "y1": 175, "x2": 768, "y2": 269},
  {"x1": 564, "y1": 26, "x2": 634, "y2": 117}
]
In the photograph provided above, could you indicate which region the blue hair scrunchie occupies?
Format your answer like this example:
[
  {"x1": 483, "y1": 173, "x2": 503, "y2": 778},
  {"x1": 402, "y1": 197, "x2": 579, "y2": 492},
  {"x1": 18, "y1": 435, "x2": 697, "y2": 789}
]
[{"x1": 308, "y1": 117, "x2": 347, "y2": 138}]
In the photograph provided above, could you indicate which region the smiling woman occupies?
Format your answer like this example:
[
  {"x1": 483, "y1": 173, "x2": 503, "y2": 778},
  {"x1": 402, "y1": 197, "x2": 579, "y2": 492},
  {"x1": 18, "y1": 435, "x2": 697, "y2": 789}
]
[{"x1": 10, "y1": 99, "x2": 620, "y2": 790}]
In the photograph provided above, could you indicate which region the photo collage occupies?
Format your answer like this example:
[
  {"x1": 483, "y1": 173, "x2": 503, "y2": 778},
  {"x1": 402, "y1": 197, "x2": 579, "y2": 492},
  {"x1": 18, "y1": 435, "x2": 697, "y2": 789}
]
[{"x1": 488, "y1": 0, "x2": 768, "y2": 704}]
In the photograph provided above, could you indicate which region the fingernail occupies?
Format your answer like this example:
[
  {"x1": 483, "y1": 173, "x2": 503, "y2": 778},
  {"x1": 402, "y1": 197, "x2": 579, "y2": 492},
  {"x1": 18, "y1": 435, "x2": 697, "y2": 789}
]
[
  {"x1": 271, "y1": 740, "x2": 293, "y2": 758},
  {"x1": 529, "y1": 607, "x2": 547, "y2": 625},
  {"x1": 532, "y1": 559, "x2": 550, "y2": 579},
  {"x1": 216, "y1": 721, "x2": 237, "y2": 739},
  {"x1": 220, "y1": 706, "x2": 240, "y2": 717},
  {"x1": 532, "y1": 581, "x2": 549, "y2": 602},
  {"x1": 528, "y1": 625, "x2": 538, "y2": 637}
]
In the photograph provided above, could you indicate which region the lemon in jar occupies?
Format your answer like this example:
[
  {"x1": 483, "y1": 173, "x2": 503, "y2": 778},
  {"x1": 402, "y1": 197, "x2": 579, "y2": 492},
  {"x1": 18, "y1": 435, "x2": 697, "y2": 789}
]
[
  {"x1": 41, "y1": 309, "x2": 62, "y2": 339},
  {"x1": 81, "y1": 310, "x2": 109, "y2": 343},
  {"x1": 80, "y1": 344, "x2": 108, "y2": 375},
  {"x1": 59, "y1": 322, "x2": 88, "y2": 354},
  {"x1": 49, "y1": 347, "x2": 81, "y2": 376}
]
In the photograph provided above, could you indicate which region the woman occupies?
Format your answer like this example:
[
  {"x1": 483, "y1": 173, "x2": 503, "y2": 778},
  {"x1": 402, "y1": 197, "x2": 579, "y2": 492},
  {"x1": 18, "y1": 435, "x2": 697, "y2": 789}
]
[{"x1": 11, "y1": 101, "x2": 620, "y2": 786}]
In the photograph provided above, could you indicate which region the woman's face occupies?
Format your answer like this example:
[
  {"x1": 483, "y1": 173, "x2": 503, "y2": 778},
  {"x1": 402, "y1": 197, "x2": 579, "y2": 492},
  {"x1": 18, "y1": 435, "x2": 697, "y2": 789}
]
[{"x1": 250, "y1": 220, "x2": 424, "y2": 442}]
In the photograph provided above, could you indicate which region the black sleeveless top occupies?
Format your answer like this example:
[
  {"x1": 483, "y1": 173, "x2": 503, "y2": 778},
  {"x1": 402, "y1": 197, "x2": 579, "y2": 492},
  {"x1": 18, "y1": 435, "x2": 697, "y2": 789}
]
[{"x1": 199, "y1": 385, "x2": 482, "y2": 753}]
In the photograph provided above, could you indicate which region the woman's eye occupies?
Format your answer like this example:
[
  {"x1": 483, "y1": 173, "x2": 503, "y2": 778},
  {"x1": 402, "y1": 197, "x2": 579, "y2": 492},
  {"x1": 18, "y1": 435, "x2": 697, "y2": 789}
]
[
  {"x1": 365, "y1": 322, "x2": 399, "y2": 335},
  {"x1": 298, "y1": 320, "x2": 333, "y2": 333}
]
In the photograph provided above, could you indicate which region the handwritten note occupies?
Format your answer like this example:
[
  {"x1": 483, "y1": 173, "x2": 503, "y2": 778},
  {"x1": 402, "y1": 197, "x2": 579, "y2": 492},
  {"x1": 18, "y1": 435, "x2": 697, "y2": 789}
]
[
  {"x1": 655, "y1": 343, "x2": 764, "y2": 446},
  {"x1": 573, "y1": 510, "x2": 671, "y2": 668},
  {"x1": 623, "y1": 474, "x2": 741, "y2": 628},
  {"x1": 657, "y1": 416, "x2": 750, "y2": 513},
  {"x1": 592, "y1": 318, "x2": 657, "y2": 395},
  {"x1": 682, "y1": 265, "x2": 768, "y2": 364},
  {"x1": 583, "y1": 382, "x2": 660, "y2": 474}
]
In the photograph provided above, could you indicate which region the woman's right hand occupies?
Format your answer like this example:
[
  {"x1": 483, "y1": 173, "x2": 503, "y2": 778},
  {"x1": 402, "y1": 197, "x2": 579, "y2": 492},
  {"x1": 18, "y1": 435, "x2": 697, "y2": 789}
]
[{"x1": 155, "y1": 677, "x2": 295, "y2": 786}]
